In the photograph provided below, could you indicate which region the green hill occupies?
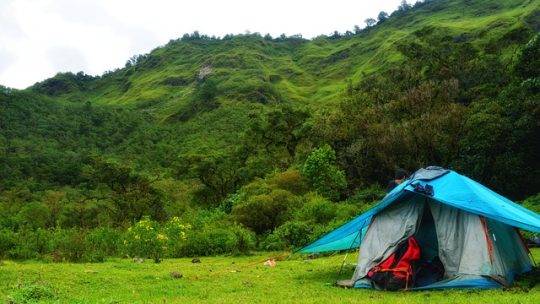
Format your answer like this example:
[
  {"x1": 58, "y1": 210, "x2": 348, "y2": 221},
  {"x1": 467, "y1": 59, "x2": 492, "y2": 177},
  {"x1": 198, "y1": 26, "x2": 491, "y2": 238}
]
[
  {"x1": 29, "y1": 0, "x2": 539, "y2": 111},
  {"x1": 0, "y1": 0, "x2": 539, "y2": 260}
]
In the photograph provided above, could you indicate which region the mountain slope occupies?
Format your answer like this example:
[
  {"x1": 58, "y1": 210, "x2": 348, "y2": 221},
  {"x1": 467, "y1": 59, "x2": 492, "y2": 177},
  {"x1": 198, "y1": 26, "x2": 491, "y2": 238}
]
[
  {"x1": 1, "y1": 0, "x2": 539, "y2": 203},
  {"x1": 29, "y1": 0, "x2": 538, "y2": 113}
]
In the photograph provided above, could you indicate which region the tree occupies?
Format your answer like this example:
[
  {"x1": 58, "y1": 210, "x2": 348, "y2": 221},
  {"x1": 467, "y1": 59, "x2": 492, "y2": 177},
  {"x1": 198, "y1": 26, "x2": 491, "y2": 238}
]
[
  {"x1": 514, "y1": 34, "x2": 539, "y2": 79},
  {"x1": 354, "y1": 25, "x2": 361, "y2": 34},
  {"x1": 301, "y1": 145, "x2": 347, "y2": 200},
  {"x1": 377, "y1": 11, "x2": 389, "y2": 23},
  {"x1": 179, "y1": 153, "x2": 243, "y2": 206},
  {"x1": 83, "y1": 157, "x2": 167, "y2": 225},
  {"x1": 364, "y1": 18, "x2": 376, "y2": 28},
  {"x1": 240, "y1": 105, "x2": 309, "y2": 162},
  {"x1": 398, "y1": 0, "x2": 411, "y2": 12}
]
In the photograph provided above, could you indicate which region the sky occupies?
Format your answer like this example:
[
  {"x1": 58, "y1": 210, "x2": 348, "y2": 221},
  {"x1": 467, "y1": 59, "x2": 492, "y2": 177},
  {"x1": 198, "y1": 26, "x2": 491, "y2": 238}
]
[{"x1": 0, "y1": 0, "x2": 404, "y2": 89}]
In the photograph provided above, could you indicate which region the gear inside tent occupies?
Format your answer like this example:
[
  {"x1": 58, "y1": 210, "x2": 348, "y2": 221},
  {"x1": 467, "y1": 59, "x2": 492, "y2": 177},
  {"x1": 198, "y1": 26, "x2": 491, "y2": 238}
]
[{"x1": 301, "y1": 166, "x2": 540, "y2": 290}]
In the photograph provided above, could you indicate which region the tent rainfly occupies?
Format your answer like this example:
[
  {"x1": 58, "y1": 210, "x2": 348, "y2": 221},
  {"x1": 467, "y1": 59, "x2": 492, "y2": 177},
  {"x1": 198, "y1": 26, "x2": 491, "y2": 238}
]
[{"x1": 301, "y1": 167, "x2": 540, "y2": 290}]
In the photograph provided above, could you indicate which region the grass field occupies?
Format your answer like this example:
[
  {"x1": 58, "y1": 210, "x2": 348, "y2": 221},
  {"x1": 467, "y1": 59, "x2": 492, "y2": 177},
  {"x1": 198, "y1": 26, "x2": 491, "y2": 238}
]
[{"x1": 1, "y1": 249, "x2": 539, "y2": 303}]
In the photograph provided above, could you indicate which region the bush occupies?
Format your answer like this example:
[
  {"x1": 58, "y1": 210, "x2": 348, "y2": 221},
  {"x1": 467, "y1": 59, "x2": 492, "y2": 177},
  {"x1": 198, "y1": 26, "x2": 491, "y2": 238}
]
[
  {"x1": 8, "y1": 283, "x2": 56, "y2": 304},
  {"x1": 123, "y1": 217, "x2": 169, "y2": 263},
  {"x1": 348, "y1": 185, "x2": 386, "y2": 204},
  {"x1": 232, "y1": 189, "x2": 299, "y2": 234},
  {"x1": 163, "y1": 216, "x2": 192, "y2": 257},
  {"x1": 262, "y1": 221, "x2": 314, "y2": 250},
  {"x1": 294, "y1": 195, "x2": 336, "y2": 224},
  {"x1": 8, "y1": 228, "x2": 51, "y2": 260},
  {"x1": 301, "y1": 145, "x2": 347, "y2": 200},
  {"x1": 16, "y1": 202, "x2": 51, "y2": 229},
  {"x1": 49, "y1": 228, "x2": 86, "y2": 262},
  {"x1": 522, "y1": 193, "x2": 540, "y2": 213},
  {"x1": 178, "y1": 224, "x2": 255, "y2": 256},
  {"x1": 0, "y1": 229, "x2": 15, "y2": 258},
  {"x1": 84, "y1": 227, "x2": 122, "y2": 262},
  {"x1": 268, "y1": 170, "x2": 309, "y2": 195}
]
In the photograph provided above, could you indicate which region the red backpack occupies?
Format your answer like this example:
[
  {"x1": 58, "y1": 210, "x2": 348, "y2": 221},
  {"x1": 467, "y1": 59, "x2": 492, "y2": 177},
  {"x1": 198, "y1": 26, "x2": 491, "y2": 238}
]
[{"x1": 367, "y1": 237, "x2": 421, "y2": 290}]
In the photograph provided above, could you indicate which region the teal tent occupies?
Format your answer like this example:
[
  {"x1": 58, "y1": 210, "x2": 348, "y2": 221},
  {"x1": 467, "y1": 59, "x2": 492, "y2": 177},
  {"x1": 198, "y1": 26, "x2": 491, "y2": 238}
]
[{"x1": 301, "y1": 167, "x2": 540, "y2": 289}]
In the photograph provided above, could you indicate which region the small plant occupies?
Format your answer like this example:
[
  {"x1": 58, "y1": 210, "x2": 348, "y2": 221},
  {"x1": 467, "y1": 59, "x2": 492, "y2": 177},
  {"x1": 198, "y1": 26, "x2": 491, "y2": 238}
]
[{"x1": 8, "y1": 283, "x2": 56, "y2": 304}]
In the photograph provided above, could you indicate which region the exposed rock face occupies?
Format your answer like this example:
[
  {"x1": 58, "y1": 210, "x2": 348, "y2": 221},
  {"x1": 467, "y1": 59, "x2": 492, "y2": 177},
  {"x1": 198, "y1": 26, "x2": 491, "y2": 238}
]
[{"x1": 198, "y1": 66, "x2": 212, "y2": 80}]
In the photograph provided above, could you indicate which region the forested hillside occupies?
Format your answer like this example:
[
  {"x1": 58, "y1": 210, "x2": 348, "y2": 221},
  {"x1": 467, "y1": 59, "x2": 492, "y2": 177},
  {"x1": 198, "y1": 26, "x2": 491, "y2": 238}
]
[{"x1": 0, "y1": 0, "x2": 539, "y2": 261}]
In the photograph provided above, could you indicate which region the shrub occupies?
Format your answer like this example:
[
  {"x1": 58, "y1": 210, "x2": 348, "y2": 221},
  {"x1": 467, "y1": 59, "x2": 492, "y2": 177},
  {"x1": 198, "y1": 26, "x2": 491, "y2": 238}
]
[
  {"x1": 8, "y1": 228, "x2": 51, "y2": 260},
  {"x1": 16, "y1": 202, "x2": 51, "y2": 229},
  {"x1": 348, "y1": 185, "x2": 386, "y2": 204},
  {"x1": 268, "y1": 170, "x2": 309, "y2": 195},
  {"x1": 8, "y1": 283, "x2": 56, "y2": 304},
  {"x1": 522, "y1": 193, "x2": 540, "y2": 213},
  {"x1": 163, "y1": 217, "x2": 192, "y2": 257},
  {"x1": 301, "y1": 145, "x2": 347, "y2": 200},
  {"x1": 179, "y1": 224, "x2": 255, "y2": 256},
  {"x1": 294, "y1": 195, "x2": 336, "y2": 224},
  {"x1": 232, "y1": 190, "x2": 299, "y2": 234},
  {"x1": 49, "y1": 228, "x2": 86, "y2": 262},
  {"x1": 0, "y1": 229, "x2": 15, "y2": 258},
  {"x1": 123, "y1": 217, "x2": 169, "y2": 263},
  {"x1": 84, "y1": 227, "x2": 122, "y2": 262},
  {"x1": 262, "y1": 221, "x2": 314, "y2": 250}
]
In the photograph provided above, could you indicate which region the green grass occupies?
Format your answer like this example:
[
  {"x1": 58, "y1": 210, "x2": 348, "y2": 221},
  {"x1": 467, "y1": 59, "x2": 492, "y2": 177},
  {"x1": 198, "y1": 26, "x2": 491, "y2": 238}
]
[
  {"x1": 1, "y1": 249, "x2": 539, "y2": 303},
  {"x1": 31, "y1": 0, "x2": 539, "y2": 114}
]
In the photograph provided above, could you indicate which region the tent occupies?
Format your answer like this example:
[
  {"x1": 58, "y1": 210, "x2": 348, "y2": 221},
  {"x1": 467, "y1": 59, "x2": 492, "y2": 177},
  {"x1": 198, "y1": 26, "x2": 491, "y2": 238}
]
[{"x1": 301, "y1": 167, "x2": 540, "y2": 290}]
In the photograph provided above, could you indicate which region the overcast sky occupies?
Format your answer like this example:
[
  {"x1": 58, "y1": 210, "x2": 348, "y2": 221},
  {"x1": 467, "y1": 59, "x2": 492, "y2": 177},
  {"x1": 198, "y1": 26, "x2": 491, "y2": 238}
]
[{"x1": 0, "y1": 0, "x2": 404, "y2": 89}]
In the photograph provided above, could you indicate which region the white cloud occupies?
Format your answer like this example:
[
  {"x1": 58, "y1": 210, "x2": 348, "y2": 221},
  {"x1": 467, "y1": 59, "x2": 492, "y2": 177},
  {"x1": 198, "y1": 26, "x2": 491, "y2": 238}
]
[
  {"x1": 0, "y1": 0, "x2": 403, "y2": 89},
  {"x1": 47, "y1": 46, "x2": 88, "y2": 72}
]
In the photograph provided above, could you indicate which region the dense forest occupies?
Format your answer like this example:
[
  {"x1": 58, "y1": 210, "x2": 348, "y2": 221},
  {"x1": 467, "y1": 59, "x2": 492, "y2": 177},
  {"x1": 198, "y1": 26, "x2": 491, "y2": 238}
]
[{"x1": 0, "y1": 0, "x2": 539, "y2": 262}]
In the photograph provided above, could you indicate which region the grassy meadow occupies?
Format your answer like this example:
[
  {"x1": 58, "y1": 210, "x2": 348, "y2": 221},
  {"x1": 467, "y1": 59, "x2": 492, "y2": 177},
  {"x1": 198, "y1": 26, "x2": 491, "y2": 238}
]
[{"x1": 1, "y1": 248, "x2": 539, "y2": 303}]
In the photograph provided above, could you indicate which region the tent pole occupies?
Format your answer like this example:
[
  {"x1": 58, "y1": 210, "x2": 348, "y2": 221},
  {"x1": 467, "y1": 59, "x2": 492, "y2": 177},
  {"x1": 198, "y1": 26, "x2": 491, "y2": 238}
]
[{"x1": 336, "y1": 231, "x2": 361, "y2": 281}]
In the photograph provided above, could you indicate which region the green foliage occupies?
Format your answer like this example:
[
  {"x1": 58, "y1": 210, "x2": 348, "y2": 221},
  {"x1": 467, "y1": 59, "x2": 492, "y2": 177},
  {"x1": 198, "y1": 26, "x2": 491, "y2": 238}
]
[
  {"x1": 522, "y1": 193, "x2": 540, "y2": 214},
  {"x1": 83, "y1": 227, "x2": 122, "y2": 262},
  {"x1": 124, "y1": 217, "x2": 175, "y2": 263},
  {"x1": 262, "y1": 221, "x2": 313, "y2": 250},
  {"x1": 179, "y1": 153, "x2": 244, "y2": 206},
  {"x1": 32, "y1": 71, "x2": 95, "y2": 96},
  {"x1": 171, "y1": 78, "x2": 220, "y2": 121},
  {"x1": 0, "y1": 0, "x2": 539, "y2": 262},
  {"x1": 7, "y1": 283, "x2": 56, "y2": 304},
  {"x1": 520, "y1": 193, "x2": 540, "y2": 240},
  {"x1": 0, "y1": 229, "x2": 15, "y2": 258},
  {"x1": 49, "y1": 228, "x2": 87, "y2": 262},
  {"x1": 180, "y1": 224, "x2": 255, "y2": 256},
  {"x1": 16, "y1": 202, "x2": 51, "y2": 229},
  {"x1": 348, "y1": 185, "x2": 386, "y2": 204},
  {"x1": 267, "y1": 170, "x2": 309, "y2": 195},
  {"x1": 515, "y1": 34, "x2": 539, "y2": 79},
  {"x1": 83, "y1": 157, "x2": 168, "y2": 224},
  {"x1": 232, "y1": 189, "x2": 300, "y2": 234},
  {"x1": 294, "y1": 195, "x2": 337, "y2": 224},
  {"x1": 302, "y1": 145, "x2": 347, "y2": 200}
]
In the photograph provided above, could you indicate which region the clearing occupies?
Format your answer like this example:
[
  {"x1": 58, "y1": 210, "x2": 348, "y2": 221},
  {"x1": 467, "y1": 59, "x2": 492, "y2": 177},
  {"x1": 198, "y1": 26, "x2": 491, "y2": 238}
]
[{"x1": 1, "y1": 249, "x2": 539, "y2": 303}]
